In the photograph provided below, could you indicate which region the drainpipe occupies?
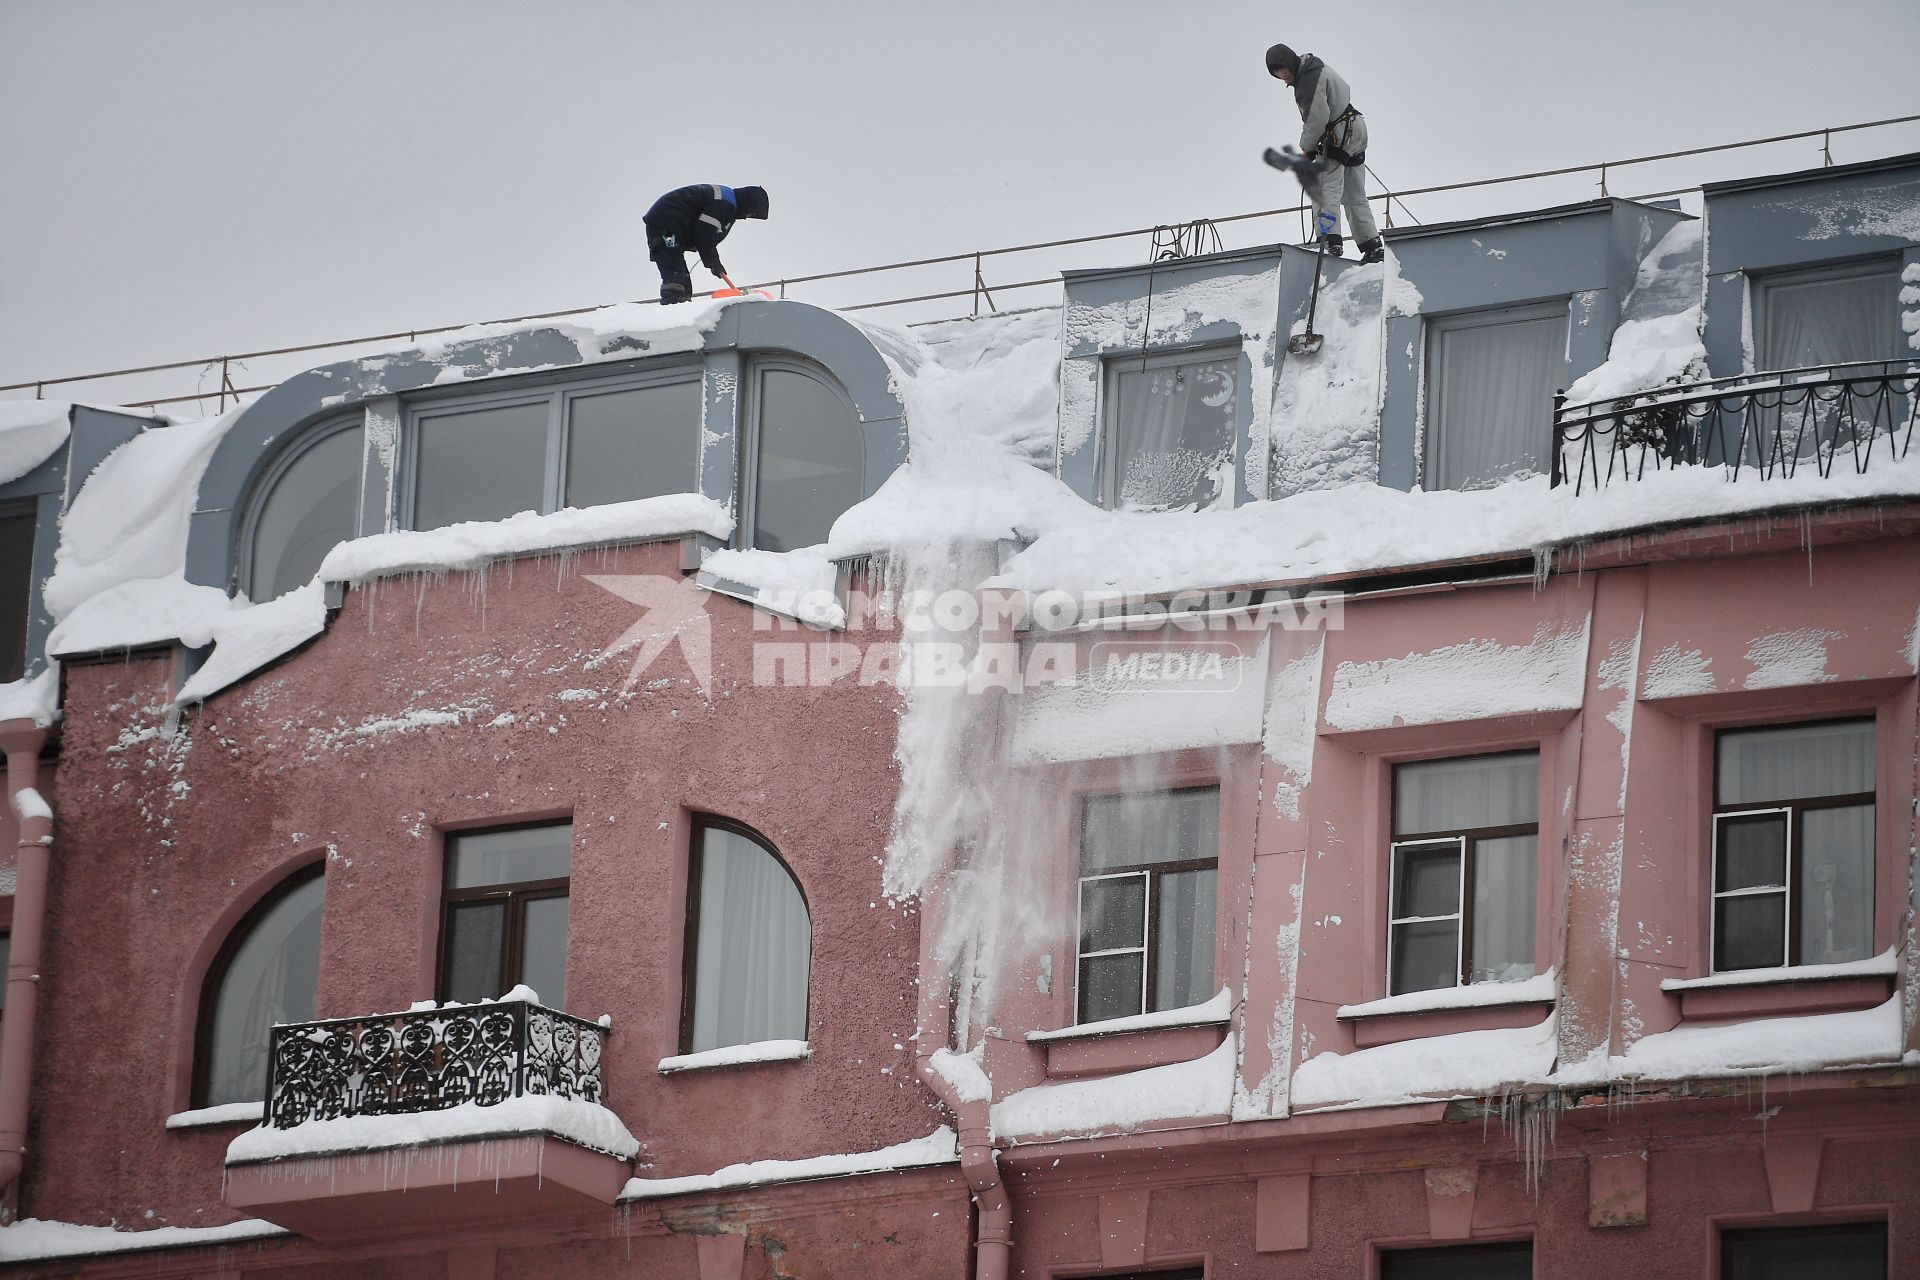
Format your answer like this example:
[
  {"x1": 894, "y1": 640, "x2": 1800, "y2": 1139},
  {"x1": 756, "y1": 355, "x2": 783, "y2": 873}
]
[
  {"x1": 918, "y1": 1057, "x2": 1012, "y2": 1280},
  {"x1": 0, "y1": 723, "x2": 52, "y2": 1196}
]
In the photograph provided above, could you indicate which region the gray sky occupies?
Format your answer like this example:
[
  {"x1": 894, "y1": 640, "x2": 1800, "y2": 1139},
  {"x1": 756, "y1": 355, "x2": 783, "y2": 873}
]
[{"x1": 3, "y1": 0, "x2": 1917, "y2": 405}]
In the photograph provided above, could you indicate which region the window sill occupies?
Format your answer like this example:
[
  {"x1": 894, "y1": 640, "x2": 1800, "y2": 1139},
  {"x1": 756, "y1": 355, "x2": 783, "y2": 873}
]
[
  {"x1": 1661, "y1": 949, "x2": 1898, "y2": 1020},
  {"x1": 165, "y1": 1101, "x2": 264, "y2": 1130},
  {"x1": 657, "y1": 1039, "x2": 811, "y2": 1075},
  {"x1": 1336, "y1": 973, "x2": 1556, "y2": 1049},
  {"x1": 1027, "y1": 990, "x2": 1233, "y2": 1080}
]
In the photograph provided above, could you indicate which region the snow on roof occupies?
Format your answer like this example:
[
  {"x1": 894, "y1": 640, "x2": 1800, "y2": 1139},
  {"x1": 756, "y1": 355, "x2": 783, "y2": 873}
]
[
  {"x1": 618, "y1": 1125, "x2": 957, "y2": 1201},
  {"x1": 0, "y1": 400, "x2": 73, "y2": 486},
  {"x1": 225, "y1": 1094, "x2": 640, "y2": 1163},
  {"x1": 0, "y1": 666, "x2": 60, "y2": 728},
  {"x1": 0, "y1": 1216, "x2": 288, "y2": 1265}
]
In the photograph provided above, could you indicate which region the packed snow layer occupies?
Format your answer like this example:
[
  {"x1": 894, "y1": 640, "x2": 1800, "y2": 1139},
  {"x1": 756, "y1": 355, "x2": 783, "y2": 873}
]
[
  {"x1": 1620, "y1": 220, "x2": 1703, "y2": 323},
  {"x1": 318, "y1": 494, "x2": 732, "y2": 583},
  {"x1": 1563, "y1": 305, "x2": 1705, "y2": 406},
  {"x1": 1742, "y1": 626, "x2": 1838, "y2": 689},
  {"x1": 656, "y1": 1039, "x2": 810, "y2": 1074},
  {"x1": 925, "y1": 1046, "x2": 992, "y2": 1103},
  {"x1": 12, "y1": 786, "x2": 51, "y2": 823},
  {"x1": 166, "y1": 1101, "x2": 265, "y2": 1130},
  {"x1": 699, "y1": 547, "x2": 843, "y2": 628},
  {"x1": 1606, "y1": 996, "x2": 1903, "y2": 1082},
  {"x1": 1270, "y1": 262, "x2": 1387, "y2": 499},
  {"x1": 0, "y1": 1217, "x2": 287, "y2": 1264},
  {"x1": 1336, "y1": 970, "x2": 1556, "y2": 1019},
  {"x1": 992, "y1": 449, "x2": 1920, "y2": 600},
  {"x1": 225, "y1": 1095, "x2": 640, "y2": 1162},
  {"x1": 990, "y1": 1037, "x2": 1235, "y2": 1142},
  {"x1": 1291, "y1": 1011, "x2": 1558, "y2": 1108},
  {"x1": 1658, "y1": 948, "x2": 1897, "y2": 992},
  {"x1": 1007, "y1": 641, "x2": 1268, "y2": 763},
  {"x1": 0, "y1": 400, "x2": 72, "y2": 486},
  {"x1": 1027, "y1": 987, "x2": 1232, "y2": 1042},
  {"x1": 1641, "y1": 643, "x2": 1715, "y2": 698},
  {"x1": 1322, "y1": 619, "x2": 1589, "y2": 731},
  {"x1": 0, "y1": 667, "x2": 60, "y2": 727},
  {"x1": 618, "y1": 1126, "x2": 957, "y2": 1200}
]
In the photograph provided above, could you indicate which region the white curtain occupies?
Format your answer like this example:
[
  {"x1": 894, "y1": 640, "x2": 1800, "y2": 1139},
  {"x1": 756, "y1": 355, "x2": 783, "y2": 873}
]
[
  {"x1": 1394, "y1": 754, "x2": 1539, "y2": 837},
  {"x1": 692, "y1": 828, "x2": 811, "y2": 1052},
  {"x1": 1759, "y1": 268, "x2": 1901, "y2": 463},
  {"x1": 1153, "y1": 867, "x2": 1217, "y2": 1009},
  {"x1": 1798, "y1": 804, "x2": 1874, "y2": 964},
  {"x1": 1112, "y1": 358, "x2": 1235, "y2": 511},
  {"x1": 1471, "y1": 835, "x2": 1538, "y2": 983},
  {"x1": 1428, "y1": 310, "x2": 1566, "y2": 490},
  {"x1": 1717, "y1": 720, "x2": 1874, "y2": 806}
]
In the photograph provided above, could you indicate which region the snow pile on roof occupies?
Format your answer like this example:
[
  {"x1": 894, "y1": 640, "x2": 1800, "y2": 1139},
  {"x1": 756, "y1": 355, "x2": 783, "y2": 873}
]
[
  {"x1": 0, "y1": 401, "x2": 73, "y2": 486},
  {"x1": 991, "y1": 1037, "x2": 1234, "y2": 1143},
  {"x1": 0, "y1": 666, "x2": 60, "y2": 727},
  {"x1": 619, "y1": 1125, "x2": 957, "y2": 1200},
  {"x1": 1291, "y1": 1011, "x2": 1558, "y2": 1109},
  {"x1": 1565, "y1": 221, "x2": 1705, "y2": 405},
  {"x1": 226, "y1": 1095, "x2": 639, "y2": 1163},
  {"x1": 0, "y1": 1217, "x2": 287, "y2": 1264},
  {"x1": 317, "y1": 494, "x2": 731, "y2": 583},
  {"x1": 1270, "y1": 261, "x2": 1391, "y2": 499}
]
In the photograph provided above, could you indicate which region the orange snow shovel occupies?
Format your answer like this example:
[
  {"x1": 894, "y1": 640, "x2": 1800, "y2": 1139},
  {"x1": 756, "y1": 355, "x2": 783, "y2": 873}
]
[{"x1": 711, "y1": 275, "x2": 775, "y2": 300}]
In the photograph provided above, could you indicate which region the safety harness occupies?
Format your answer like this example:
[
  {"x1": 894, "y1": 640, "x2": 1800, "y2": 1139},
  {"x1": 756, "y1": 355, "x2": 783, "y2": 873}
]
[{"x1": 1320, "y1": 104, "x2": 1365, "y2": 168}]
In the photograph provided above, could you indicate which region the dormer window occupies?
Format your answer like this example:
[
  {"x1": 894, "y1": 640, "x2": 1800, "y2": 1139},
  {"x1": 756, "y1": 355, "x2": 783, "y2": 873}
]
[
  {"x1": 1424, "y1": 301, "x2": 1568, "y2": 491},
  {"x1": 245, "y1": 419, "x2": 363, "y2": 602},
  {"x1": 1102, "y1": 350, "x2": 1238, "y2": 511},
  {"x1": 0, "y1": 503, "x2": 34, "y2": 682},
  {"x1": 1757, "y1": 258, "x2": 1901, "y2": 372},
  {"x1": 742, "y1": 360, "x2": 864, "y2": 552}
]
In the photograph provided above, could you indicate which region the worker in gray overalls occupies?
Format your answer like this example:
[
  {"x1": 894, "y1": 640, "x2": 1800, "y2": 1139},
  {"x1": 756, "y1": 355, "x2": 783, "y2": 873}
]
[{"x1": 1266, "y1": 44, "x2": 1385, "y2": 264}]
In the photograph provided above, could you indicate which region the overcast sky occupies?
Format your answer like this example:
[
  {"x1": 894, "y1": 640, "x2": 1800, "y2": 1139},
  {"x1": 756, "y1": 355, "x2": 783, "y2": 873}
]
[{"x1": 3, "y1": 0, "x2": 1917, "y2": 405}]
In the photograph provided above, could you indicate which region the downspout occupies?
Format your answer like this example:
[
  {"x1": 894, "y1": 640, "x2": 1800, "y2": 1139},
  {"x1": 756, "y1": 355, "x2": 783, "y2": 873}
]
[
  {"x1": 918, "y1": 1056, "x2": 1011, "y2": 1280},
  {"x1": 0, "y1": 723, "x2": 52, "y2": 1197}
]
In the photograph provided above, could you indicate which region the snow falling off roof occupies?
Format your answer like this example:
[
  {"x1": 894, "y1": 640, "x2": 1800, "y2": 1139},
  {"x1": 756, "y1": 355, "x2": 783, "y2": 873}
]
[{"x1": 0, "y1": 400, "x2": 73, "y2": 486}]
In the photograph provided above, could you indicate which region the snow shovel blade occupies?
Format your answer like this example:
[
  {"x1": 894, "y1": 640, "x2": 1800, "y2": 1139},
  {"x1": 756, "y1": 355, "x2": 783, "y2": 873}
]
[
  {"x1": 1287, "y1": 330, "x2": 1324, "y2": 356},
  {"x1": 1263, "y1": 145, "x2": 1322, "y2": 204},
  {"x1": 712, "y1": 273, "x2": 746, "y2": 299}
]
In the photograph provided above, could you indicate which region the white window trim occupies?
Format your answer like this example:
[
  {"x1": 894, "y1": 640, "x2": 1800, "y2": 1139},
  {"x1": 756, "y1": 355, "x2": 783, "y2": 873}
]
[
  {"x1": 1075, "y1": 869, "x2": 1152, "y2": 1021},
  {"x1": 1386, "y1": 835, "x2": 1466, "y2": 996},
  {"x1": 1709, "y1": 806, "x2": 1793, "y2": 973}
]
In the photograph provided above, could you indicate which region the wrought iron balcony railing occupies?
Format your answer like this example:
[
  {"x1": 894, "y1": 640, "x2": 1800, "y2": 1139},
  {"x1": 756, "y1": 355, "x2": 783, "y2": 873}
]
[
  {"x1": 1550, "y1": 359, "x2": 1919, "y2": 494},
  {"x1": 262, "y1": 999, "x2": 606, "y2": 1130}
]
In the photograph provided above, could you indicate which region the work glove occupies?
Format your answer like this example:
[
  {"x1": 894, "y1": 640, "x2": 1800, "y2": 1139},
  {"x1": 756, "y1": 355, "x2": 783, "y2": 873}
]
[{"x1": 701, "y1": 251, "x2": 726, "y2": 276}]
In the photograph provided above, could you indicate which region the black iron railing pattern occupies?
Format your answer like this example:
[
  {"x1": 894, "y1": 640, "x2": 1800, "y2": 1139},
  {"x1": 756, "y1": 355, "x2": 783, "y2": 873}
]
[
  {"x1": 1550, "y1": 360, "x2": 1919, "y2": 493},
  {"x1": 263, "y1": 1000, "x2": 606, "y2": 1129}
]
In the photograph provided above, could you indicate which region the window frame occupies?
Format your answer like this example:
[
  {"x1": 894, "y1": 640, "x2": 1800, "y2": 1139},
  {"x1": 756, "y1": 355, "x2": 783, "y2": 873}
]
[
  {"x1": 1718, "y1": 1219, "x2": 1887, "y2": 1280},
  {"x1": 1752, "y1": 254, "x2": 1904, "y2": 376},
  {"x1": 400, "y1": 362, "x2": 704, "y2": 532},
  {"x1": 0, "y1": 498, "x2": 37, "y2": 684},
  {"x1": 235, "y1": 414, "x2": 366, "y2": 603},
  {"x1": 1378, "y1": 1239, "x2": 1534, "y2": 1280},
  {"x1": 1420, "y1": 298, "x2": 1570, "y2": 492},
  {"x1": 1709, "y1": 716, "x2": 1876, "y2": 974},
  {"x1": 1386, "y1": 749, "x2": 1541, "y2": 995},
  {"x1": 736, "y1": 355, "x2": 865, "y2": 552},
  {"x1": 1073, "y1": 784, "x2": 1221, "y2": 1024},
  {"x1": 191, "y1": 863, "x2": 325, "y2": 1108},
  {"x1": 678, "y1": 813, "x2": 813, "y2": 1054},
  {"x1": 1096, "y1": 343, "x2": 1241, "y2": 512},
  {"x1": 435, "y1": 820, "x2": 574, "y2": 1005}
]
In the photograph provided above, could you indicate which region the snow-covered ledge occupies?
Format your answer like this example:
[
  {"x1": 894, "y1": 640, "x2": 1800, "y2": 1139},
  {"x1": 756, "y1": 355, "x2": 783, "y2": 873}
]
[
  {"x1": 0, "y1": 1217, "x2": 288, "y2": 1265},
  {"x1": 656, "y1": 1039, "x2": 811, "y2": 1075},
  {"x1": 1659, "y1": 949, "x2": 1897, "y2": 991},
  {"x1": 1026, "y1": 990, "x2": 1233, "y2": 1081},
  {"x1": 1335, "y1": 973, "x2": 1557, "y2": 1050},
  {"x1": 165, "y1": 1101, "x2": 264, "y2": 1131},
  {"x1": 1660, "y1": 949, "x2": 1898, "y2": 1021},
  {"x1": 1026, "y1": 988, "x2": 1232, "y2": 1043},
  {"x1": 619, "y1": 1126, "x2": 957, "y2": 1200},
  {"x1": 1337, "y1": 971, "x2": 1556, "y2": 1019}
]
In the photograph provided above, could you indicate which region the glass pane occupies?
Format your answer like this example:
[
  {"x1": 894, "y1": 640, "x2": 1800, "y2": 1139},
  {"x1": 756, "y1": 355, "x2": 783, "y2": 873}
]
[
  {"x1": 1110, "y1": 355, "x2": 1237, "y2": 512},
  {"x1": 1798, "y1": 804, "x2": 1874, "y2": 965},
  {"x1": 1715, "y1": 892, "x2": 1786, "y2": 971},
  {"x1": 1382, "y1": 1242, "x2": 1534, "y2": 1280},
  {"x1": 413, "y1": 400, "x2": 549, "y2": 531},
  {"x1": 1717, "y1": 720, "x2": 1874, "y2": 805},
  {"x1": 0, "y1": 510, "x2": 35, "y2": 684},
  {"x1": 1153, "y1": 867, "x2": 1217, "y2": 1010},
  {"x1": 1392, "y1": 842, "x2": 1462, "y2": 919},
  {"x1": 443, "y1": 900, "x2": 505, "y2": 1004},
  {"x1": 205, "y1": 873, "x2": 324, "y2": 1106},
  {"x1": 448, "y1": 824, "x2": 572, "y2": 889},
  {"x1": 247, "y1": 426, "x2": 362, "y2": 602},
  {"x1": 1078, "y1": 952, "x2": 1144, "y2": 1023},
  {"x1": 751, "y1": 368, "x2": 863, "y2": 552},
  {"x1": 1080, "y1": 875, "x2": 1147, "y2": 953},
  {"x1": 1390, "y1": 918, "x2": 1460, "y2": 995},
  {"x1": 1081, "y1": 787, "x2": 1220, "y2": 872},
  {"x1": 1716, "y1": 814, "x2": 1787, "y2": 891},
  {"x1": 1470, "y1": 834, "x2": 1537, "y2": 984},
  {"x1": 690, "y1": 826, "x2": 812, "y2": 1052},
  {"x1": 1722, "y1": 1222, "x2": 1886, "y2": 1280},
  {"x1": 1394, "y1": 753, "x2": 1539, "y2": 836},
  {"x1": 1426, "y1": 307, "x2": 1566, "y2": 490},
  {"x1": 564, "y1": 381, "x2": 701, "y2": 509},
  {"x1": 518, "y1": 895, "x2": 569, "y2": 1007},
  {"x1": 1762, "y1": 268, "x2": 1902, "y2": 370}
]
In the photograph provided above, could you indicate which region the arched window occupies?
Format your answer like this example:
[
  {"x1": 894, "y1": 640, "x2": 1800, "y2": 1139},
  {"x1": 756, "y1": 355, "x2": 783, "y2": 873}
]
[
  {"x1": 244, "y1": 419, "x2": 364, "y2": 602},
  {"x1": 683, "y1": 818, "x2": 811, "y2": 1053},
  {"x1": 196, "y1": 866, "x2": 324, "y2": 1107},
  {"x1": 744, "y1": 362, "x2": 864, "y2": 552}
]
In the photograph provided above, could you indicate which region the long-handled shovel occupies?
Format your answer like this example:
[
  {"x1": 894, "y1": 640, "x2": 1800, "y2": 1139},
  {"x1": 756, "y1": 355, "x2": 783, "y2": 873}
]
[{"x1": 1289, "y1": 237, "x2": 1328, "y2": 357}]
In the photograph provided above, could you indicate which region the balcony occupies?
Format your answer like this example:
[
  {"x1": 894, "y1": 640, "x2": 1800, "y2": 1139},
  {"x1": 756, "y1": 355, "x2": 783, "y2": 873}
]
[
  {"x1": 224, "y1": 998, "x2": 636, "y2": 1244},
  {"x1": 1550, "y1": 359, "x2": 1919, "y2": 493}
]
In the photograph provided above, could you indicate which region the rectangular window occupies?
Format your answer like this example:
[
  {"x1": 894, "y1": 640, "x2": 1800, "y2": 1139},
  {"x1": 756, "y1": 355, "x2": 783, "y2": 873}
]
[
  {"x1": 1759, "y1": 259, "x2": 1902, "y2": 372},
  {"x1": 1103, "y1": 350, "x2": 1238, "y2": 512},
  {"x1": 1424, "y1": 301, "x2": 1568, "y2": 491},
  {"x1": 1077, "y1": 787, "x2": 1219, "y2": 1023},
  {"x1": 1389, "y1": 752, "x2": 1540, "y2": 995},
  {"x1": 1381, "y1": 1241, "x2": 1532, "y2": 1280},
  {"x1": 1721, "y1": 1222, "x2": 1886, "y2": 1280},
  {"x1": 1713, "y1": 719, "x2": 1875, "y2": 972},
  {"x1": 439, "y1": 823, "x2": 572, "y2": 1006},
  {"x1": 0, "y1": 505, "x2": 35, "y2": 684}
]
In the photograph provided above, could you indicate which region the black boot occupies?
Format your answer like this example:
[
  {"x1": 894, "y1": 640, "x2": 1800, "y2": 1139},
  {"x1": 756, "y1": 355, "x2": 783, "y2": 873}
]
[
  {"x1": 1358, "y1": 237, "x2": 1385, "y2": 264},
  {"x1": 1321, "y1": 232, "x2": 1344, "y2": 258}
]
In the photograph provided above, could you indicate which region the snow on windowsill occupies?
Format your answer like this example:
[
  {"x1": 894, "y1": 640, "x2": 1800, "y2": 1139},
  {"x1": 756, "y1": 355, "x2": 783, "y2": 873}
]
[
  {"x1": 1337, "y1": 971, "x2": 1556, "y2": 1020},
  {"x1": 1658, "y1": 949, "x2": 1898, "y2": 992},
  {"x1": 657, "y1": 1039, "x2": 810, "y2": 1074},
  {"x1": 1026, "y1": 987, "x2": 1233, "y2": 1043},
  {"x1": 225, "y1": 1095, "x2": 639, "y2": 1163},
  {"x1": 1579, "y1": 995, "x2": 1905, "y2": 1085},
  {"x1": 618, "y1": 1125, "x2": 957, "y2": 1201},
  {"x1": 165, "y1": 1101, "x2": 264, "y2": 1130},
  {"x1": 990, "y1": 1036, "x2": 1235, "y2": 1143},
  {"x1": 1290, "y1": 1011, "x2": 1559, "y2": 1110},
  {"x1": 0, "y1": 1217, "x2": 288, "y2": 1264}
]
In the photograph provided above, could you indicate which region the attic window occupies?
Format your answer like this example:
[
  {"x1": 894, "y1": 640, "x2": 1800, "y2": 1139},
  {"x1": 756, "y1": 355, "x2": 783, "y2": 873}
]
[
  {"x1": 245, "y1": 420, "x2": 363, "y2": 602},
  {"x1": 742, "y1": 360, "x2": 864, "y2": 552},
  {"x1": 1103, "y1": 350, "x2": 1238, "y2": 512},
  {"x1": 1423, "y1": 301, "x2": 1568, "y2": 491}
]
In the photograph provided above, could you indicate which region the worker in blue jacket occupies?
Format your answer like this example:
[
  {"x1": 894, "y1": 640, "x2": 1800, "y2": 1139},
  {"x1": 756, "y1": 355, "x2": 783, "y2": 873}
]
[{"x1": 644, "y1": 184, "x2": 770, "y2": 304}]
